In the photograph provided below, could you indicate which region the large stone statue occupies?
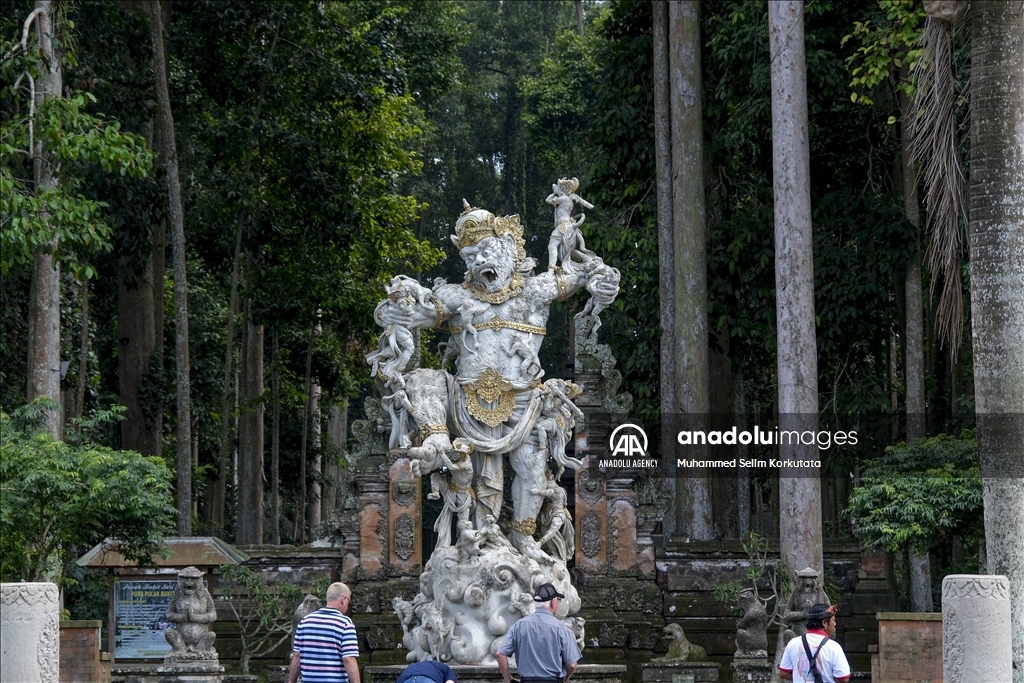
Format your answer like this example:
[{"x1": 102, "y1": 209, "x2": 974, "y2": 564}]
[
  {"x1": 781, "y1": 567, "x2": 829, "y2": 645},
  {"x1": 164, "y1": 566, "x2": 218, "y2": 661},
  {"x1": 374, "y1": 184, "x2": 620, "y2": 664}
]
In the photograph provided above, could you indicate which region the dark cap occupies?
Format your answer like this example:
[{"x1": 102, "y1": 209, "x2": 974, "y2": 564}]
[
  {"x1": 534, "y1": 583, "x2": 566, "y2": 602},
  {"x1": 806, "y1": 603, "x2": 836, "y2": 623}
]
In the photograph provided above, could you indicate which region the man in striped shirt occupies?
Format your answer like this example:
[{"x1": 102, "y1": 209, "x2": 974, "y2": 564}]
[{"x1": 289, "y1": 582, "x2": 360, "y2": 683}]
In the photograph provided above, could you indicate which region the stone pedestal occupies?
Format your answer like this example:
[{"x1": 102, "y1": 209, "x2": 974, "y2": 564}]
[
  {"x1": 366, "y1": 664, "x2": 627, "y2": 683},
  {"x1": 1, "y1": 581, "x2": 60, "y2": 683},
  {"x1": 730, "y1": 658, "x2": 772, "y2": 683},
  {"x1": 111, "y1": 662, "x2": 224, "y2": 683},
  {"x1": 873, "y1": 612, "x2": 942, "y2": 682},
  {"x1": 641, "y1": 662, "x2": 719, "y2": 683},
  {"x1": 942, "y1": 574, "x2": 1012, "y2": 683}
]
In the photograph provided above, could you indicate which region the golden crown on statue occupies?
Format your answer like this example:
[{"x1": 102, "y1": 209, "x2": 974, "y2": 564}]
[{"x1": 454, "y1": 199, "x2": 526, "y2": 257}]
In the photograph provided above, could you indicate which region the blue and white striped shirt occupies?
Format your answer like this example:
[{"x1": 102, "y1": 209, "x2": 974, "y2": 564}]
[{"x1": 293, "y1": 606, "x2": 359, "y2": 683}]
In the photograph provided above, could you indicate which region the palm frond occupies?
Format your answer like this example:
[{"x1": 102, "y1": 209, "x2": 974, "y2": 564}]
[{"x1": 910, "y1": 8, "x2": 969, "y2": 357}]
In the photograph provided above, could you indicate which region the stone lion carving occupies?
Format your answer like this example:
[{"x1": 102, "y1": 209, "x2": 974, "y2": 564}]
[
  {"x1": 164, "y1": 566, "x2": 218, "y2": 661},
  {"x1": 652, "y1": 623, "x2": 706, "y2": 662}
]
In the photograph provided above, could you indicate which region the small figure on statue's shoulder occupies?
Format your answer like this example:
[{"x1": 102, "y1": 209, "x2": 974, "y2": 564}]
[{"x1": 546, "y1": 177, "x2": 595, "y2": 272}]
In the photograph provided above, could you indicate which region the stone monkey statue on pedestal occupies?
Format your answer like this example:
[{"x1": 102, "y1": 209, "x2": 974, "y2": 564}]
[{"x1": 164, "y1": 566, "x2": 218, "y2": 661}]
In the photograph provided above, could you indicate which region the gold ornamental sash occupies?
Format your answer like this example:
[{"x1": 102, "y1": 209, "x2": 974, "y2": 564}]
[
  {"x1": 463, "y1": 368, "x2": 517, "y2": 427},
  {"x1": 449, "y1": 317, "x2": 547, "y2": 337}
]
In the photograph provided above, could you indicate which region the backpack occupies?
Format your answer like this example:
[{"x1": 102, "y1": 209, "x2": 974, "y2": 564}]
[{"x1": 801, "y1": 633, "x2": 829, "y2": 683}]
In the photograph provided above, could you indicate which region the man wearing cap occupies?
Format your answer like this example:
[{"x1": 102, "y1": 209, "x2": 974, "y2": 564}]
[
  {"x1": 779, "y1": 603, "x2": 850, "y2": 683},
  {"x1": 497, "y1": 583, "x2": 582, "y2": 683}
]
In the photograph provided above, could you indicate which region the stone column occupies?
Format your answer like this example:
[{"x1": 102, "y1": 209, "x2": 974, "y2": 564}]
[
  {"x1": 1, "y1": 582, "x2": 60, "y2": 683},
  {"x1": 942, "y1": 574, "x2": 1012, "y2": 682}
]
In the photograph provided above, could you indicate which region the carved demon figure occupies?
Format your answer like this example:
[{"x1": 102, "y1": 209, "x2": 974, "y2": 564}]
[
  {"x1": 375, "y1": 184, "x2": 620, "y2": 664},
  {"x1": 164, "y1": 566, "x2": 218, "y2": 661}
]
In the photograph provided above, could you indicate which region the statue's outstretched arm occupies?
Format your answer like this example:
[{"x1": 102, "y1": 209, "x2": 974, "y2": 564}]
[{"x1": 375, "y1": 285, "x2": 450, "y2": 331}]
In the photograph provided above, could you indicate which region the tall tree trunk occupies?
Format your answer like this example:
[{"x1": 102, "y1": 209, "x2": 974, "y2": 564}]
[
  {"x1": 118, "y1": 255, "x2": 159, "y2": 454},
  {"x1": 502, "y1": 83, "x2": 524, "y2": 217},
  {"x1": 151, "y1": 215, "x2": 165, "y2": 449},
  {"x1": 307, "y1": 380, "x2": 322, "y2": 531},
  {"x1": 149, "y1": 0, "x2": 192, "y2": 535},
  {"x1": 270, "y1": 329, "x2": 281, "y2": 545},
  {"x1": 26, "y1": 0, "x2": 63, "y2": 438},
  {"x1": 325, "y1": 403, "x2": 348, "y2": 512},
  {"x1": 901, "y1": 109, "x2": 933, "y2": 606},
  {"x1": 900, "y1": 73, "x2": 932, "y2": 611},
  {"x1": 214, "y1": 14, "x2": 281, "y2": 533},
  {"x1": 295, "y1": 325, "x2": 316, "y2": 545},
  {"x1": 902, "y1": 133, "x2": 926, "y2": 441},
  {"x1": 652, "y1": 0, "x2": 677, "y2": 536},
  {"x1": 970, "y1": 3, "x2": 1024, "y2": 679},
  {"x1": 236, "y1": 266, "x2": 264, "y2": 546},
  {"x1": 733, "y1": 370, "x2": 750, "y2": 539},
  {"x1": 768, "y1": 0, "x2": 822, "y2": 578},
  {"x1": 669, "y1": 0, "x2": 712, "y2": 540},
  {"x1": 74, "y1": 277, "x2": 89, "y2": 422},
  {"x1": 575, "y1": 0, "x2": 584, "y2": 37}
]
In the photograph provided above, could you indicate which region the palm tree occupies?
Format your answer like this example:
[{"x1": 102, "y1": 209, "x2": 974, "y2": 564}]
[{"x1": 968, "y1": 3, "x2": 1024, "y2": 680}]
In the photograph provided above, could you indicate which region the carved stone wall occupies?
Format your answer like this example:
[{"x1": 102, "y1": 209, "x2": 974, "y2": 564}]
[
  {"x1": 1, "y1": 582, "x2": 60, "y2": 683},
  {"x1": 389, "y1": 458, "x2": 421, "y2": 571}
]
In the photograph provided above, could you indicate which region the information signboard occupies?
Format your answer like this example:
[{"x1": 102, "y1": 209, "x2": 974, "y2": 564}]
[{"x1": 113, "y1": 579, "x2": 179, "y2": 659}]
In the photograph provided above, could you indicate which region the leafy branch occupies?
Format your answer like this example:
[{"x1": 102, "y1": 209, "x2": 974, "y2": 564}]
[
  {"x1": 712, "y1": 532, "x2": 793, "y2": 633},
  {"x1": 840, "y1": 0, "x2": 926, "y2": 107},
  {"x1": 215, "y1": 563, "x2": 307, "y2": 674}
]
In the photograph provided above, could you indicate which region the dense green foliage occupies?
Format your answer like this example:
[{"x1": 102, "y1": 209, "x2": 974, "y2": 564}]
[
  {"x1": 844, "y1": 432, "x2": 982, "y2": 554},
  {"x1": 1, "y1": 20, "x2": 154, "y2": 278},
  {"x1": 527, "y1": 0, "x2": 921, "y2": 429},
  {"x1": 0, "y1": 0, "x2": 979, "y2": 550},
  {"x1": 0, "y1": 400, "x2": 176, "y2": 586}
]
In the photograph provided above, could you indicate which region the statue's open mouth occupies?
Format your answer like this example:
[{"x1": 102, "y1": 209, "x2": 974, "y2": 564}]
[{"x1": 480, "y1": 267, "x2": 498, "y2": 286}]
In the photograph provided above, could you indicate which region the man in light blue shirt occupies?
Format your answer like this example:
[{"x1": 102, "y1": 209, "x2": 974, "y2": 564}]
[{"x1": 497, "y1": 583, "x2": 582, "y2": 683}]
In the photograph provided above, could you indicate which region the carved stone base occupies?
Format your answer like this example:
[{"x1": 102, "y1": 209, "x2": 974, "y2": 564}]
[
  {"x1": 165, "y1": 651, "x2": 219, "y2": 663},
  {"x1": 641, "y1": 662, "x2": 720, "y2": 683},
  {"x1": 112, "y1": 663, "x2": 224, "y2": 683},
  {"x1": 394, "y1": 542, "x2": 579, "y2": 665},
  {"x1": 111, "y1": 662, "x2": 224, "y2": 683},
  {"x1": 730, "y1": 657, "x2": 772, "y2": 683}
]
